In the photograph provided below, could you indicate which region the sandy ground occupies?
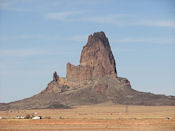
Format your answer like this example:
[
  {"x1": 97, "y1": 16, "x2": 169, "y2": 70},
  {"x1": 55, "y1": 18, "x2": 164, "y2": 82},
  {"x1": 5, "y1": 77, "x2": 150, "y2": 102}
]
[{"x1": 0, "y1": 104, "x2": 175, "y2": 131}]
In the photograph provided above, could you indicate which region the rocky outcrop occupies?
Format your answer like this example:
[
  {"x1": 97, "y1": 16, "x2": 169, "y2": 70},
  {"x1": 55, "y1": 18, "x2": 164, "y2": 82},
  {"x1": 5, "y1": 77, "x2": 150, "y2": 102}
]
[
  {"x1": 66, "y1": 31, "x2": 117, "y2": 82},
  {"x1": 53, "y1": 72, "x2": 59, "y2": 81},
  {"x1": 42, "y1": 72, "x2": 70, "y2": 94},
  {"x1": 1, "y1": 31, "x2": 175, "y2": 110}
]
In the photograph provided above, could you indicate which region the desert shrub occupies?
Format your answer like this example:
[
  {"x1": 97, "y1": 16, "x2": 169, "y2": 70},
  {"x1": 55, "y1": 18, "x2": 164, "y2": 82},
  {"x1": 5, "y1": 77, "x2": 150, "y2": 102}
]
[
  {"x1": 25, "y1": 114, "x2": 31, "y2": 119},
  {"x1": 59, "y1": 116, "x2": 63, "y2": 119},
  {"x1": 45, "y1": 116, "x2": 51, "y2": 119}
]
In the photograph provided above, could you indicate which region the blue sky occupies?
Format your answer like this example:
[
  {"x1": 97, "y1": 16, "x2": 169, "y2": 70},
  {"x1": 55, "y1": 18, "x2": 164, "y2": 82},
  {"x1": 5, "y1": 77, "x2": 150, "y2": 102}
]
[{"x1": 0, "y1": 0, "x2": 175, "y2": 102}]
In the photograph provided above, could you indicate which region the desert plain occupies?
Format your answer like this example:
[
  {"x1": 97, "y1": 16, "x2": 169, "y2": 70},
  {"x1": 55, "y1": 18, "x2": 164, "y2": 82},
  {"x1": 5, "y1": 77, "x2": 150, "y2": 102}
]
[{"x1": 0, "y1": 103, "x2": 175, "y2": 131}]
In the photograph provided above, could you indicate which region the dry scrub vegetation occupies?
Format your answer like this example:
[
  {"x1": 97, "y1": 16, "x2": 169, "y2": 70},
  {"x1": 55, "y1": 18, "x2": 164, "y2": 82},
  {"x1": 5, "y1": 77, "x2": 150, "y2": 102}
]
[{"x1": 0, "y1": 104, "x2": 175, "y2": 131}]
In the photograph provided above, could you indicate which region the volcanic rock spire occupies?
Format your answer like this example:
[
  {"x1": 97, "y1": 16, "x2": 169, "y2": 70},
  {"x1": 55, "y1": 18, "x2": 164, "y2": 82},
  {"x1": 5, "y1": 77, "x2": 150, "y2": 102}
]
[
  {"x1": 1, "y1": 31, "x2": 175, "y2": 111},
  {"x1": 66, "y1": 31, "x2": 117, "y2": 82}
]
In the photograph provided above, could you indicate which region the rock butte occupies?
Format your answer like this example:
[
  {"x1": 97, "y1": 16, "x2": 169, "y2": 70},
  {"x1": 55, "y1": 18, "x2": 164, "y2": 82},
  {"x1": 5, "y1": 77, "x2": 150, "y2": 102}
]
[
  {"x1": 0, "y1": 31, "x2": 175, "y2": 110},
  {"x1": 67, "y1": 31, "x2": 117, "y2": 82},
  {"x1": 46, "y1": 32, "x2": 131, "y2": 93},
  {"x1": 45, "y1": 31, "x2": 130, "y2": 94}
]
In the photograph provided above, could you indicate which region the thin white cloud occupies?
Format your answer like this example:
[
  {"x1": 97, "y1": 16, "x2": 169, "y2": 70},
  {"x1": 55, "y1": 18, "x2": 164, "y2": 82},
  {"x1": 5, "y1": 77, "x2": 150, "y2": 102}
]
[
  {"x1": 0, "y1": 0, "x2": 27, "y2": 11},
  {"x1": 111, "y1": 37, "x2": 175, "y2": 45},
  {"x1": 46, "y1": 11, "x2": 84, "y2": 21},
  {"x1": 0, "y1": 33, "x2": 90, "y2": 43},
  {"x1": 0, "y1": 0, "x2": 49, "y2": 12},
  {"x1": 113, "y1": 48, "x2": 135, "y2": 53},
  {"x1": 0, "y1": 0, "x2": 11, "y2": 9},
  {"x1": 46, "y1": 11, "x2": 175, "y2": 28},
  {"x1": 0, "y1": 34, "x2": 38, "y2": 41},
  {"x1": 85, "y1": 14, "x2": 134, "y2": 25},
  {"x1": 46, "y1": 12, "x2": 132, "y2": 24},
  {"x1": 0, "y1": 34, "x2": 65, "y2": 41},
  {"x1": 86, "y1": 15, "x2": 175, "y2": 28},
  {"x1": 1, "y1": 1, "x2": 175, "y2": 28},
  {"x1": 0, "y1": 49, "x2": 56, "y2": 57},
  {"x1": 70, "y1": 34, "x2": 88, "y2": 42},
  {"x1": 138, "y1": 21, "x2": 175, "y2": 27}
]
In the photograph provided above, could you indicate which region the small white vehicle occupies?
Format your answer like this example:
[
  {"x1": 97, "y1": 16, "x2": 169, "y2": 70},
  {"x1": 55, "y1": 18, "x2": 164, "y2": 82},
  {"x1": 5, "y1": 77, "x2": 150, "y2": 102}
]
[{"x1": 32, "y1": 116, "x2": 41, "y2": 119}]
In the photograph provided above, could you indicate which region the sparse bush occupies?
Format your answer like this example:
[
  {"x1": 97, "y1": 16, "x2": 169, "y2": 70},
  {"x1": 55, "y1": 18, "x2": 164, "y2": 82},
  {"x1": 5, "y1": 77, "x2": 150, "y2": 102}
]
[
  {"x1": 59, "y1": 116, "x2": 63, "y2": 119},
  {"x1": 166, "y1": 117, "x2": 170, "y2": 120},
  {"x1": 45, "y1": 116, "x2": 51, "y2": 119},
  {"x1": 25, "y1": 114, "x2": 31, "y2": 119}
]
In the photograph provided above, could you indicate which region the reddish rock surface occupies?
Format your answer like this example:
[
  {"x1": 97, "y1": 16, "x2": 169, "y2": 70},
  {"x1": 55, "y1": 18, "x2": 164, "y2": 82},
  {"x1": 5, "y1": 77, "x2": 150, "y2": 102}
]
[{"x1": 66, "y1": 31, "x2": 117, "y2": 82}]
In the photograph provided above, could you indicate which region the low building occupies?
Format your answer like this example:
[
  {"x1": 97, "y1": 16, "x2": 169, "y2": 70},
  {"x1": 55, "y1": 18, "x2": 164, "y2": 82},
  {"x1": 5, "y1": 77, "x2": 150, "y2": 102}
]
[{"x1": 16, "y1": 116, "x2": 24, "y2": 119}]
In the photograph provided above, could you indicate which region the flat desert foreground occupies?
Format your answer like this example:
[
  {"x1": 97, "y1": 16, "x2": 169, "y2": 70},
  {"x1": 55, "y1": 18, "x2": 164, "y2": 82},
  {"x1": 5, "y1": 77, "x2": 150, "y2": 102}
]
[{"x1": 0, "y1": 104, "x2": 175, "y2": 131}]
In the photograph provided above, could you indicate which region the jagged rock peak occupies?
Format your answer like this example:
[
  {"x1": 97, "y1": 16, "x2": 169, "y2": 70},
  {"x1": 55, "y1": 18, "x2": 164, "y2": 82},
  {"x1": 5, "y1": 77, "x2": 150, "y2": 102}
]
[
  {"x1": 80, "y1": 31, "x2": 117, "y2": 75},
  {"x1": 87, "y1": 31, "x2": 109, "y2": 47},
  {"x1": 66, "y1": 31, "x2": 117, "y2": 82}
]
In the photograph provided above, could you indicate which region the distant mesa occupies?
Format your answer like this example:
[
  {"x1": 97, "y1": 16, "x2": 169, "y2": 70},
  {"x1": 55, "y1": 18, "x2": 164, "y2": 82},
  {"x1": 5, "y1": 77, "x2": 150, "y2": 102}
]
[{"x1": 0, "y1": 31, "x2": 175, "y2": 110}]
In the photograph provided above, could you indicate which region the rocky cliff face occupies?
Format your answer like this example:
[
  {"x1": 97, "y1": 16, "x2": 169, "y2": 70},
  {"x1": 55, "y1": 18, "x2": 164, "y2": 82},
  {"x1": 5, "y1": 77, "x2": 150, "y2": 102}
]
[
  {"x1": 44, "y1": 31, "x2": 123, "y2": 97},
  {"x1": 66, "y1": 31, "x2": 117, "y2": 82}
]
